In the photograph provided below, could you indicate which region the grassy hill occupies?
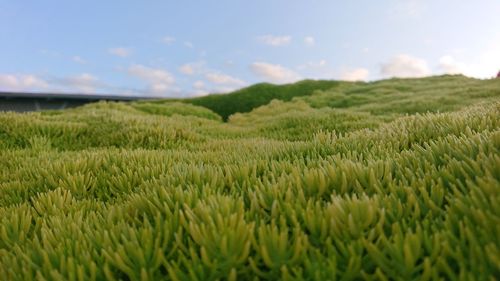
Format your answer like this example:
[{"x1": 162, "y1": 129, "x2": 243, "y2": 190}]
[
  {"x1": 142, "y1": 79, "x2": 348, "y2": 121},
  {"x1": 0, "y1": 75, "x2": 499, "y2": 280}
]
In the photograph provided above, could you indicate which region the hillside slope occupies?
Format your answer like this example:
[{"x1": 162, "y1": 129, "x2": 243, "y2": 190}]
[
  {"x1": 0, "y1": 75, "x2": 499, "y2": 280},
  {"x1": 139, "y1": 75, "x2": 499, "y2": 122},
  {"x1": 181, "y1": 79, "x2": 347, "y2": 120}
]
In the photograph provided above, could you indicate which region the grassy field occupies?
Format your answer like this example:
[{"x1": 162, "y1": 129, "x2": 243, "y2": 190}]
[{"x1": 0, "y1": 75, "x2": 499, "y2": 280}]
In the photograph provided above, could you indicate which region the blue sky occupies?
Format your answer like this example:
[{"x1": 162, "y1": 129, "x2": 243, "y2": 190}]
[{"x1": 0, "y1": 0, "x2": 499, "y2": 97}]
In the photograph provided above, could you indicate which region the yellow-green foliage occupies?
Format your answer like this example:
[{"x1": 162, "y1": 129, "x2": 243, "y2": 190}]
[
  {"x1": 229, "y1": 100, "x2": 384, "y2": 140},
  {"x1": 131, "y1": 102, "x2": 222, "y2": 121},
  {"x1": 0, "y1": 76, "x2": 499, "y2": 280}
]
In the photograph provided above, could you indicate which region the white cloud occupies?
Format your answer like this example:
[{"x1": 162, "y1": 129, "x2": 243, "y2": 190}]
[
  {"x1": 438, "y1": 56, "x2": 466, "y2": 74},
  {"x1": 127, "y1": 64, "x2": 175, "y2": 95},
  {"x1": 258, "y1": 35, "x2": 292, "y2": 46},
  {"x1": 163, "y1": 36, "x2": 176, "y2": 45},
  {"x1": 250, "y1": 62, "x2": 302, "y2": 84},
  {"x1": 394, "y1": 51, "x2": 498, "y2": 79},
  {"x1": 205, "y1": 72, "x2": 246, "y2": 87},
  {"x1": 108, "y1": 47, "x2": 132, "y2": 57},
  {"x1": 72, "y1": 56, "x2": 86, "y2": 64},
  {"x1": 178, "y1": 62, "x2": 246, "y2": 94},
  {"x1": 179, "y1": 64, "x2": 195, "y2": 75},
  {"x1": 304, "y1": 36, "x2": 315, "y2": 46},
  {"x1": 339, "y1": 68, "x2": 370, "y2": 81},
  {"x1": 460, "y1": 44, "x2": 500, "y2": 78},
  {"x1": 0, "y1": 73, "x2": 105, "y2": 93},
  {"x1": 193, "y1": 80, "x2": 205, "y2": 89},
  {"x1": 178, "y1": 61, "x2": 206, "y2": 76},
  {"x1": 0, "y1": 74, "x2": 49, "y2": 91},
  {"x1": 380, "y1": 54, "x2": 431, "y2": 78},
  {"x1": 58, "y1": 73, "x2": 100, "y2": 93},
  {"x1": 192, "y1": 81, "x2": 209, "y2": 96},
  {"x1": 184, "y1": 41, "x2": 194, "y2": 49}
]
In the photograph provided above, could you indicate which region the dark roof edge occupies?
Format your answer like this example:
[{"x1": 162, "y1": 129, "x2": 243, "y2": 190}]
[{"x1": 0, "y1": 91, "x2": 159, "y2": 101}]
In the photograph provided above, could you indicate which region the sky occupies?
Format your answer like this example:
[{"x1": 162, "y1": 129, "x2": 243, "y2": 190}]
[{"x1": 0, "y1": 0, "x2": 499, "y2": 97}]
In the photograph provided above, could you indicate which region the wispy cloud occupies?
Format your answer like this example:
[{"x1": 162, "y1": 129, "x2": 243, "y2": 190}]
[
  {"x1": 191, "y1": 80, "x2": 209, "y2": 96},
  {"x1": 0, "y1": 73, "x2": 110, "y2": 94},
  {"x1": 179, "y1": 64, "x2": 195, "y2": 75},
  {"x1": 177, "y1": 61, "x2": 246, "y2": 94},
  {"x1": 53, "y1": 73, "x2": 102, "y2": 93},
  {"x1": 258, "y1": 35, "x2": 292, "y2": 46},
  {"x1": 193, "y1": 80, "x2": 205, "y2": 89},
  {"x1": 184, "y1": 41, "x2": 194, "y2": 49},
  {"x1": 108, "y1": 47, "x2": 132, "y2": 57},
  {"x1": 205, "y1": 72, "x2": 246, "y2": 87},
  {"x1": 304, "y1": 36, "x2": 315, "y2": 47},
  {"x1": 250, "y1": 62, "x2": 301, "y2": 84},
  {"x1": 380, "y1": 54, "x2": 430, "y2": 78},
  {"x1": 0, "y1": 74, "x2": 49, "y2": 91},
  {"x1": 163, "y1": 36, "x2": 176, "y2": 45},
  {"x1": 178, "y1": 61, "x2": 205, "y2": 75},
  {"x1": 339, "y1": 68, "x2": 370, "y2": 81},
  {"x1": 127, "y1": 64, "x2": 176, "y2": 95}
]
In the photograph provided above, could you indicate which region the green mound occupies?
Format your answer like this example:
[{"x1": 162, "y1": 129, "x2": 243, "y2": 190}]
[
  {"x1": 0, "y1": 75, "x2": 499, "y2": 280},
  {"x1": 183, "y1": 80, "x2": 346, "y2": 120}
]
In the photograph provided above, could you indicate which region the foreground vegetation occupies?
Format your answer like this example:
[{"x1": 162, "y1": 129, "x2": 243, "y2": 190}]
[{"x1": 0, "y1": 75, "x2": 499, "y2": 280}]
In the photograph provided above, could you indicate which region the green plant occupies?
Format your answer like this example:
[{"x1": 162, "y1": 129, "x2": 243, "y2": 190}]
[{"x1": 0, "y1": 75, "x2": 499, "y2": 280}]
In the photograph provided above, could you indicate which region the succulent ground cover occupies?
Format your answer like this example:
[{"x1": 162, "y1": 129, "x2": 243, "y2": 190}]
[{"x1": 0, "y1": 75, "x2": 499, "y2": 280}]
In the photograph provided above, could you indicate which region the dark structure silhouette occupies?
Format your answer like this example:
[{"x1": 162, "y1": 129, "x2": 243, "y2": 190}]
[{"x1": 0, "y1": 92, "x2": 155, "y2": 112}]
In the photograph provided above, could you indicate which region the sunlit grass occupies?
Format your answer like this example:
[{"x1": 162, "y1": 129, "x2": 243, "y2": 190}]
[{"x1": 0, "y1": 75, "x2": 499, "y2": 280}]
